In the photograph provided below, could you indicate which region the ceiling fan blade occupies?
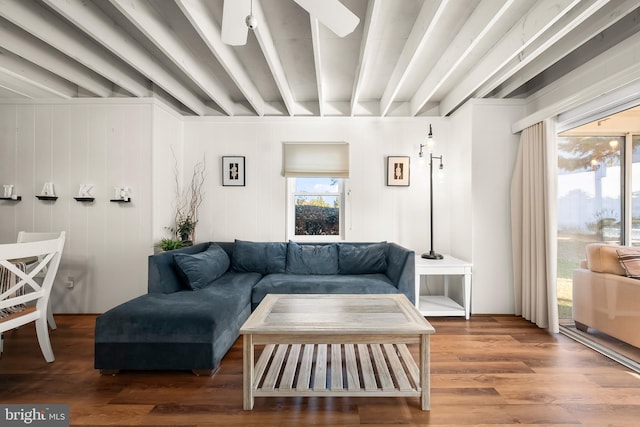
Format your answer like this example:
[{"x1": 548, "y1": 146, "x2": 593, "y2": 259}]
[
  {"x1": 221, "y1": 0, "x2": 250, "y2": 46},
  {"x1": 293, "y1": 0, "x2": 360, "y2": 37}
]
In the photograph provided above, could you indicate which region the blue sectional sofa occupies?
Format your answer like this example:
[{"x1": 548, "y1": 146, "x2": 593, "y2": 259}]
[{"x1": 94, "y1": 240, "x2": 415, "y2": 374}]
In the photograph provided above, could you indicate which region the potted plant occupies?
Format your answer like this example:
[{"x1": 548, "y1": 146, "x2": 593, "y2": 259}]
[
  {"x1": 176, "y1": 215, "x2": 196, "y2": 243},
  {"x1": 158, "y1": 238, "x2": 184, "y2": 252}
]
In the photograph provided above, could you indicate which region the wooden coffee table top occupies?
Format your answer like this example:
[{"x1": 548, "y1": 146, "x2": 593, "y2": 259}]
[{"x1": 241, "y1": 294, "x2": 435, "y2": 335}]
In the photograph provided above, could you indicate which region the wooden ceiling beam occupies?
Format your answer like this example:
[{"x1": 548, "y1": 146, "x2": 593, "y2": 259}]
[
  {"x1": 475, "y1": 0, "x2": 609, "y2": 100},
  {"x1": 252, "y1": 0, "x2": 296, "y2": 116},
  {"x1": 176, "y1": 0, "x2": 265, "y2": 116},
  {"x1": 110, "y1": 0, "x2": 235, "y2": 116},
  {"x1": 350, "y1": 0, "x2": 382, "y2": 117},
  {"x1": 0, "y1": 0, "x2": 148, "y2": 98},
  {"x1": 42, "y1": 0, "x2": 207, "y2": 115},
  {"x1": 439, "y1": 0, "x2": 582, "y2": 116},
  {"x1": 0, "y1": 50, "x2": 74, "y2": 98},
  {"x1": 410, "y1": 0, "x2": 517, "y2": 116},
  {"x1": 379, "y1": 0, "x2": 449, "y2": 117},
  {"x1": 493, "y1": 0, "x2": 640, "y2": 98},
  {"x1": 310, "y1": 18, "x2": 324, "y2": 117},
  {"x1": 0, "y1": 18, "x2": 112, "y2": 97}
]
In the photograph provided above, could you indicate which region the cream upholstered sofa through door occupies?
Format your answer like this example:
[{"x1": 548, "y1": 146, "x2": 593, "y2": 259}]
[{"x1": 572, "y1": 243, "x2": 640, "y2": 348}]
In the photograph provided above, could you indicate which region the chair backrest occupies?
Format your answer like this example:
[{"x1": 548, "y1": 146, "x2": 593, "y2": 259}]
[
  {"x1": 17, "y1": 231, "x2": 63, "y2": 244},
  {"x1": 0, "y1": 232, "x2": 66, "y2": 330}
]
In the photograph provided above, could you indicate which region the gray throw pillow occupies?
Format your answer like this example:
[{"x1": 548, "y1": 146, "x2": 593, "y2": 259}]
[
  {"x1": 174, "y1": 243, "x2": 230, "y2": 290},
  {"x1": 338, "y1": 242, "x2": 388, "y2": 274},
  {"x1": 231, "y1": 239, "x2": 287, "y2": 274},
  {"x1": 286, "y1": 241, "x2": 339, "y2": 275}
]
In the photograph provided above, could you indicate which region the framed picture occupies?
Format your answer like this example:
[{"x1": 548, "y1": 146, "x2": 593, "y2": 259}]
[
  {"x1": 222, "y1": 156, "x2": 245, "y2": 186},
  {"x1": 387, "y1": 156, "x2": 410, "y2": 186}
]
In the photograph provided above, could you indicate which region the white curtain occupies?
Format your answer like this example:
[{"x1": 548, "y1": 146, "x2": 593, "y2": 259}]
[{"x1": 511, "y1": 119, "x2": 559, "y2": 333}]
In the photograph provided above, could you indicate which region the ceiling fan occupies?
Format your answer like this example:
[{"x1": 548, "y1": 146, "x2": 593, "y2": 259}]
[{"x1": 221, "y1": 0, "x2": 360, "y2": 46}]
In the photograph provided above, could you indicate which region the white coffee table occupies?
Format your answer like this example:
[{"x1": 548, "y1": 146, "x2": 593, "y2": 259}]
[{"x1": 240, "y1": 294, "x2": 435, "y2": 410}]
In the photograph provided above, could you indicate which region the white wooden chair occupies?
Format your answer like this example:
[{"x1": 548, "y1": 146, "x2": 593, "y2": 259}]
[
  {"x1": 0, "y1": 233, "x2": 65, "y2": 362},
  {"x1": 17, "y1": 231, "x2": 64, "y2": 330}
]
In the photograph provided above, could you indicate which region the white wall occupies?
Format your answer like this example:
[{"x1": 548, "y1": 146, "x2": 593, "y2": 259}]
[
  {"x1": 0, "y1": 100, "x2": 155, "y2": 313},
  {"x1": 1, "y1": 99, "x2": 524, "y2": 315},
  {"x1": 450, "y1": 99, "x2": 525, "y2": 314},
  {"x1": 152, "y1": 103, "x2": 184, "y2": 242},
  {"x1": 182, "y1": 117, "x2": 452, "y2": 255}
]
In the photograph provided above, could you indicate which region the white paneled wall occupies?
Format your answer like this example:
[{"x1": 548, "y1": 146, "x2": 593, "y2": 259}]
[
  {"x1": 182, "y1": 117, "x2": 452, "y2": 253},
  {"x1": 1, "y1": 99, "x2": 523, "y2": 315},
  {"x1": 449, "y1": 99, "x2": 525, "y2": 315},
  {"x1": 0, "y1": 100, "x2": 158, "y2": 313}
]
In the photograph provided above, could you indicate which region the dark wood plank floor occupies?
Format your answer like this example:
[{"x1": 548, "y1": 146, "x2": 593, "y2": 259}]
[{"x1": 1, "y1": 315, "x2": 639, "y2": 426}]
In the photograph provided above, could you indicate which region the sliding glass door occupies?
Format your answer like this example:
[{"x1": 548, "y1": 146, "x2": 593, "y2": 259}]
[{"x1": 556, "y1": 136, "x2": 623, "y2": 321}]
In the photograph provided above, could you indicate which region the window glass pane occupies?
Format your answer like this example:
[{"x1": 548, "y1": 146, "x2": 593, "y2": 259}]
[
  {"x1": 295, "y1": 177, "x2": 339, "y2": 193},
  {"x1": 557, "y1": 136, "x2": 623, "y2": 320},
  {"x1": 292, "y1": 177, "x2": 341, "y2": 237},
  {"x1": 631, "y1": 135, "x2": 640, "y2": 246}
]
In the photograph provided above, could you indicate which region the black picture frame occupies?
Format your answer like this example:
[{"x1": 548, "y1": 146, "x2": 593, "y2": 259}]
[
  {"x1": 222, "y1": 156, "x2": 246, "y2": 186},
  {"x1": 387, "y1": 156, "x2": 410, "y2": 186}
]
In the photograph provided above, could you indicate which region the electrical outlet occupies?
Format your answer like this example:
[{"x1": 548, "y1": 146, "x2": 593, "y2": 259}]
[{"x1": 66, "y1": 276, "x2": 75, "y2": 289}]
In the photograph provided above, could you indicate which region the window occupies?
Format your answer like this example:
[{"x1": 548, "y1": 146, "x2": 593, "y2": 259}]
[
  {"x1": 282, "y1": 142, "x2": 349, "y2": 241},
  {"x1": 287, "y1": 177, "x2": 344, "y2": 240}
]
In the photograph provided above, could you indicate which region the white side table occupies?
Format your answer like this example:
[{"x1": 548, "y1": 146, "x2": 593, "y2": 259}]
[{"x1": 415, "y1": 255, "x2": 472, "y2": 319}]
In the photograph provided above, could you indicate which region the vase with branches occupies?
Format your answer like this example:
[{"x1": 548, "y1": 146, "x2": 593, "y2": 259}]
[{"x1": 171, "y1": 154, "x2": 206, "y2": 244}]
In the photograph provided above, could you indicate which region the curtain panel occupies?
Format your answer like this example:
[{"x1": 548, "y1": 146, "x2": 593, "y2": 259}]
[{"x1": 511, "y1": 120, "x2": 559, "y2": 333}]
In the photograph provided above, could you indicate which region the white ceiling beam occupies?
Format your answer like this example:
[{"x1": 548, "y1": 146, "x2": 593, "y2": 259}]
[
  {"x1": 310, "y1": 18, "x2": 324, "y2": 117},
  {"x1": 379, "y1": 0, "x2": 449, "y2": 117},
  {"x1": 0, "y1": 51, "x2": 74, "y2": 98},
  {"x1": 0, "y1": 18, "x2": 112, "y2": 97},
  {"x1": 439, "y1": 0, "x2": 581, "y2": 116},
  {"x1": 350, "y1": 0, "x2": 382, "y2": 116},
  {"x1": 475, "y1": 0, "x2": 609, "y2": 100},
  {"x1": 175, "y1": 0, "x2": 265, "y2": 116},
  {"x1": 512, "y1": 30, "x2": 640, "y2": 133},
  {"x1": 409, "y1": 0, "x2": 516, "y2": 116},
  {"x1": 493, "y1": 0, "x2": 639, "y2": 98},
  {"x1": 0, "y1": 0, "x2": 148, "y2": 97},
  {"x1": 252, "y1": 0, "x2": 296, "y2": 116},
  {"x1": 0, "y1": 82, "x2": 30, "y2": 98},
  {"x1": 42, "y1": 0, "x2": 207, "y2": 116},
  {"x1": 110, "y1": 0, "x2": 235, "y2": 116},
  {"x1": 293, "y1": 0, "x2": 360, "y2": 38}
]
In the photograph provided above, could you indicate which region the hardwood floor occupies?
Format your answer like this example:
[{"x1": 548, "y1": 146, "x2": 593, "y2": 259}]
[{"x1": 1, "y1": 314, "x2": 639, "y2": 426}]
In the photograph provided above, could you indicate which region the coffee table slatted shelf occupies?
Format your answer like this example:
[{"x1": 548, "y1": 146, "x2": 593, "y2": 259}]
[
  {"x1": 242, "y1": 294, "x2": 434, "y2": 410},
  {"x1": 253, "y1": 342, "x2": 421, "y2": 397}
]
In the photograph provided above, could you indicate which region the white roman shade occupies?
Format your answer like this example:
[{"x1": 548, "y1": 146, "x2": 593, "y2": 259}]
[{"x1": 282, "y1": 142, "x2": 350, "y2": 178}]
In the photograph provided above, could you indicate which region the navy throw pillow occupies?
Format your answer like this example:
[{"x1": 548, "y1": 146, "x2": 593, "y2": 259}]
[
  {"x1": 338, "y1": 242, "x2": 388, "y2": 274},
  {"x1": 231, "y1": 239, "x2": 287, "y2": 274},
  {"x1": 174, "y1": 243, "x2": 230, "y2": 290},
  {"x1": 286, "y1": 241, "x2": 339, "y2": 275}
]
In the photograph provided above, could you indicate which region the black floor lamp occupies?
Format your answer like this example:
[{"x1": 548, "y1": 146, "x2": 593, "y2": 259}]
[{"x1": 419, "y1": 125, "x2": 444, "y2": 260}]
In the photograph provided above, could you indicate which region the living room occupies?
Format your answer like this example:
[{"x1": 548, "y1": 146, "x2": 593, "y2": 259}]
[{"x1": 1, "y1": 1, "x2": 640, "y2": 425}]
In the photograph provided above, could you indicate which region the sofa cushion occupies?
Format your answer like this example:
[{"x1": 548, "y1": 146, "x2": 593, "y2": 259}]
[
  {"x1": 174, "y1": 243, "x2": 230, "y2": 290},
  {"x1": 286, "y1": 241, "x2": 338, "y2": 275},
  {"x1": 585, "y1": 243, "x2": 626, "y2": 276},
  {"x1": 251, "y1": 273, "x2": 397, "y2": 307},
  {"x1": 231, "y1": 240, "x2": 286, "y2": 274},
  {"x1": 338, "y1": 242, "x2": 387, "y2": 274},
  {"x1": 616, "y1": 247, "x2": 640, "y2": 279}
]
